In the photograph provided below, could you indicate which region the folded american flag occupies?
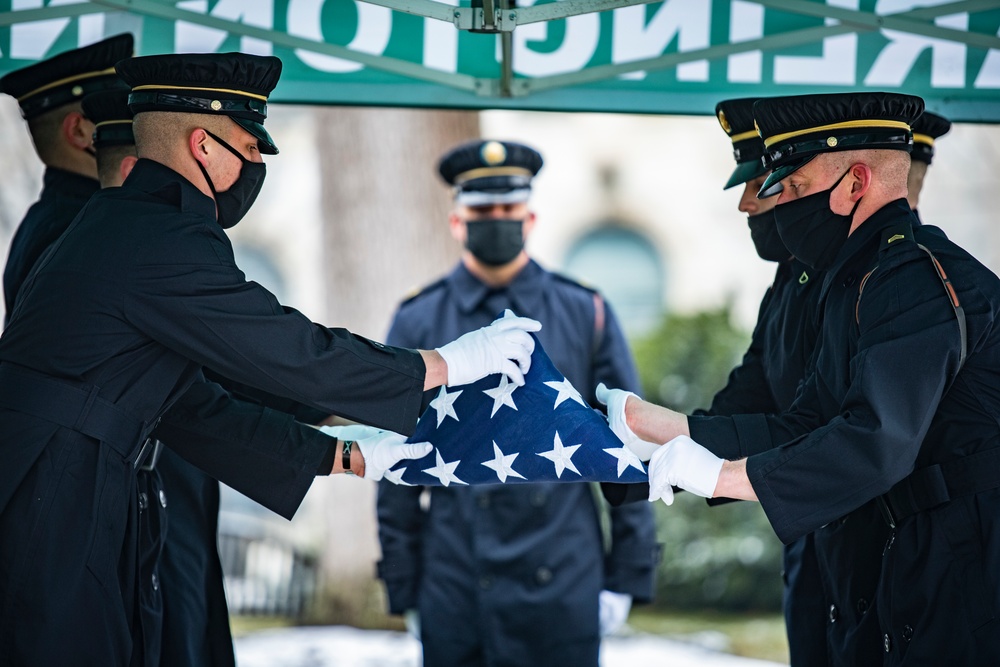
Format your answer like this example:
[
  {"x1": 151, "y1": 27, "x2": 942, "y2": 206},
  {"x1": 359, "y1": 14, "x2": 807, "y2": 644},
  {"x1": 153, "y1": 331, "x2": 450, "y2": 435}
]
[{"x1": 388, "y1": 335, "x2": 649, "y2": 486}]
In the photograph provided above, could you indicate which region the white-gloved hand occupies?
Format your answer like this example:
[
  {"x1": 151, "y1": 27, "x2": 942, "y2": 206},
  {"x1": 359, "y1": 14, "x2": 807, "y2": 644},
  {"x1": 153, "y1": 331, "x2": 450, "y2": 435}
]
[
  {"x1": 404, "y1": 609, "x2": 420, "y2": 640},
  {"x1": 647, "y1": 435, "x2": 724, "y2": 506},
  {"x1": 595, "y1": 383, "x2": 660, "y2": 461},
  {"x1": 598, "y1": 590, "x2": 633, "y2": 636},
  {"x1": 435, "y1": 309, "x2": 541, "y2": 387},
  {"x1": 320, "y1": 426, "x2": 432, "y2": 481}
]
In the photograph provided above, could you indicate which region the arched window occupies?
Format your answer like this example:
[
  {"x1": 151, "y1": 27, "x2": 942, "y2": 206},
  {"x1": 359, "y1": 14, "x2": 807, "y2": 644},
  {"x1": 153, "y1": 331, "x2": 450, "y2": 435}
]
[{"x1": 562, "y1": 225, "x2": 664, "y2": 337}]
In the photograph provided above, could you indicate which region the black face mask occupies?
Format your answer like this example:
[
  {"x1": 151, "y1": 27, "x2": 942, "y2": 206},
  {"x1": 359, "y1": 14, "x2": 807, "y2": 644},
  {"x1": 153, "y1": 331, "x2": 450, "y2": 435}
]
[
  {"x1": 773, "y1": 169, "x2": 861, "y2": 271},
  {"x1": 465, "y1": 218, "x2": 525, "y2": 266},
  {"x1": 746, "y1": 209, "x2": 790, "y2": 262},
  {"x1": 195, "y1": 130, "x2": 267, "y2": 229}
]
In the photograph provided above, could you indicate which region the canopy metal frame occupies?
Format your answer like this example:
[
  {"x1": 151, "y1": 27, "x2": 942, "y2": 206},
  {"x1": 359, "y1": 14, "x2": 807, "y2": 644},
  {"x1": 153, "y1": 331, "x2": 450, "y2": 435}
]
[{"x1": 1, "y1": 0, "x2": 998, "y2": 102}]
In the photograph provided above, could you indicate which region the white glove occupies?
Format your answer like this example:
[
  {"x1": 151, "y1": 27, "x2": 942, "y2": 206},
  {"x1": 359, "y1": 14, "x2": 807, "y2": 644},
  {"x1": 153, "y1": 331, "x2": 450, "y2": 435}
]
[
  {"x1": 404, "y1": 609, "x2": 420, "y2": 639},
  {"x1": 598, "y1": 590, "x2": 632, "y2": 636},
  {"x1": 320, "y1": 426, "x2": 432, "y2": 481},
  {"x1": 647, "y1": 435, "x2": 724, "y2": 506},
  {"x1": 436, "y1": 309, "x2": 541, "y2": 387},
  {"x1": 595, "y1": 383, "x2": 660, "y2": 461}
]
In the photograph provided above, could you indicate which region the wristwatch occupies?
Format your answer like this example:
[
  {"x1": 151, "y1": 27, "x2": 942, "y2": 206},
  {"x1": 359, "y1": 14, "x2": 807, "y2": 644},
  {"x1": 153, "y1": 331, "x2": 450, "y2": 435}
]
[{"x1": 342, "y1": 439, "x2": 355, "y2": 475}]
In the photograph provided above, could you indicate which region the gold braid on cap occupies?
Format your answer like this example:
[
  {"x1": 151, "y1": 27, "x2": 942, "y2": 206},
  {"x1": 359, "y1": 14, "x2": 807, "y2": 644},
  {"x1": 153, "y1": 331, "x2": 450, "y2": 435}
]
[
  {"x1": 729, "y1": 129, "x2": 758, "y2": 144},
  {"x1": 17, "y1": 66, "x2": 118, "y2": 102},
  {"x1": 454, "y1": 166, "x2": 533, "y2": 184},
  {"x1": 131, "y1": 84, "x2": 269, "y2": 101},
  {"x1": 764, "y1": 119, "x2": 911, "y2": 149}
]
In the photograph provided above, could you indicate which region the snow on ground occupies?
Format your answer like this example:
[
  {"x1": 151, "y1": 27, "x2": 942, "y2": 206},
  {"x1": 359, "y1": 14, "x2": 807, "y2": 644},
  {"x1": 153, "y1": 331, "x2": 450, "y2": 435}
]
[{"x1": 235, "y1": 625, "x2": 786, "y2": 667}]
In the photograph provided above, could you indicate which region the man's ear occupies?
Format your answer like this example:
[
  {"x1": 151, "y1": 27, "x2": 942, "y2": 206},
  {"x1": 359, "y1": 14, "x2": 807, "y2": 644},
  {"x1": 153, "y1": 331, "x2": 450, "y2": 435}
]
[
  {"x1": 119, "y1": 154, "x2": 139, "y2": 182},
  {"x1": 522, "y1": 210, "x2": 537, "y2": 239},
  {"x1": 62, "y1": 111, "x2": 93, "y2": 151},
  {"x1": 849, "y1": 163, "x2": 873, "y2": 201},
  {"x1": 189, "y1": 127, "x2": 210, "y2": 167},
  {"x1": 448, "y1": 210, "x2": 466, "y2": 244}
]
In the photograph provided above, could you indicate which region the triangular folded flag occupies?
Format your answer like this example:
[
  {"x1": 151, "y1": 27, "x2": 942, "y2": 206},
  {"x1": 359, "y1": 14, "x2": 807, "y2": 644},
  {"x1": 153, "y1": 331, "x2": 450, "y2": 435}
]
[{"x1": 389, "y1": 335, "x2": 648, "y2": 486}]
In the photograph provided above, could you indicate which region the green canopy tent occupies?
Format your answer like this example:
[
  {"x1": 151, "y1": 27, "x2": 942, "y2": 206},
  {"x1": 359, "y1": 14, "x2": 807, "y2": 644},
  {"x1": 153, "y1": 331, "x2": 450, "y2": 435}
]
[{"x1": 2, "y1": 0, "x2": 1000, "y2": 120}]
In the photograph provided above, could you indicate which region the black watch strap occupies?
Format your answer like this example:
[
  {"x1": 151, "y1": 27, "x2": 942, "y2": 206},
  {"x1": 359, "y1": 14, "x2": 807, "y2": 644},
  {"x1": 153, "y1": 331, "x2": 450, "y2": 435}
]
[{"x1": 342, "y1": 439, "x2": 355, "y2": 475}]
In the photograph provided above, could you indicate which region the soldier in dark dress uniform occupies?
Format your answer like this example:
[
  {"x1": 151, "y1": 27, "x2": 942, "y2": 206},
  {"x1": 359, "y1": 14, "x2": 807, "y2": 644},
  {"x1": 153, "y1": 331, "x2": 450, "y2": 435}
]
[
  {"x1": 708, "y1": 98, "x2": 828, "y2": 667},
  {"x1": 0, "y1": 33, "x2": 133, "y2": 325},
  {"x1": 376, "y1": 140, "x2": 659, "y2": 667},
  {"x1": 609, "y1": 92, "x2": 1000, "y2": 666},
  {"x1": 0, "y1": 53, "x2": 539, "y2": 666},
  {"x1": 82, "y1": 88, "x2": 248, "y2": 667}
]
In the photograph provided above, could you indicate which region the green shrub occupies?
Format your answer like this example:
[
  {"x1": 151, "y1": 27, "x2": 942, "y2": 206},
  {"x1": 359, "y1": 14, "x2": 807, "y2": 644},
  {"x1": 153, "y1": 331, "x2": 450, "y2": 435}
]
[{"x1": 631, "y1": 305, "x2": 784, "y2": 612}]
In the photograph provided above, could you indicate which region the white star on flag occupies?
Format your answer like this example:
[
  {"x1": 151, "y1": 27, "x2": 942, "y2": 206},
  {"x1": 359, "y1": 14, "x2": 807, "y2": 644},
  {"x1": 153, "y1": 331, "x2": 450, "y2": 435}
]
[
  {"x1": 483, "y1": 374, "x2": 518, "y2": 418},
  {"x1": 604, "y1": 446, "x2": 646, "y2": 478},
  {"x1": 429, "y1": 386, "x2": 462, "y2": 427},
  {"x1": 543, "y1": 377, "x2": 587, "y2": 409},
  {"x1": 536, "y1": 431, "x2": 581, "y2": 479},
  {"x1": 382, "y1": 467, "x2": 414, "y2": 486},
  {"x1": 481, "y1": 440, "x2": 526, "y2": 483},
  {"x1": 422, "y1": 449, "x2": 467, "y2": 486}
]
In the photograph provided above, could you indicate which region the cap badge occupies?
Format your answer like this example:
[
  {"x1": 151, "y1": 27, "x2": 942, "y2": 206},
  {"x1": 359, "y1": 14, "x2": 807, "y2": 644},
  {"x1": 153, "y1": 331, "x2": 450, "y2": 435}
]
[
  {"x1": 481, "y1": 141, "x2": 507, "y2": 166},
  {"x1": 210, "y1": 100, "x2": 223, "y2": 111},
  {"x1": 827, "y1": 136, "x2": 838, "y2": 147},
  {"x1": 717, "y1": 110, "x2": 731, "y2": 134}
]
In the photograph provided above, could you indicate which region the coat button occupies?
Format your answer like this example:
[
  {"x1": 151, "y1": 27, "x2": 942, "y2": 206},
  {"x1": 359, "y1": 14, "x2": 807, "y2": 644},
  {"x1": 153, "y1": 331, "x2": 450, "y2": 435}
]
[
  {"x1": 138, "y1": 492, "x2": 148, "y2": 511},
  {"x1": 152, "y1": 572, "x2": 159, "y2": 592},
  {"x1": 829, "y1": 604, "x2": 838, "y2": 622},
  {"x1": 479, "y1": 576, "x2": 492, "y2": 590},
  {"x1": 884, "y1": 634, "x2": 892, "y2": 653},
  {"x1": 530, "y1": 491, "x2": 547, "y2": 507},
  {"x1": 535, "y1": 567, "x2": 553, "y2": 585},
  {"x1": 477, "y1": 493, "x2": 490, "y2": 509},
  {"x1": 902, "y1": 625, "x2": 913, "y2": 641},
  {"x1": 158, "y1": 489, "x2": 168, "y2": 508},
  {"x1": 857, "y1": 598, "x2": 869, "y2": 614}
]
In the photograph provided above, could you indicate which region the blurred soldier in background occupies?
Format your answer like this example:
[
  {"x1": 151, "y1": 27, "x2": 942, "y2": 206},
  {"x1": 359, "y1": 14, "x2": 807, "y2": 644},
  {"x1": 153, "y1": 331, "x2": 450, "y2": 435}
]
[{"x1": 377, "y1": 139, "x2": 659, "y2": 667}]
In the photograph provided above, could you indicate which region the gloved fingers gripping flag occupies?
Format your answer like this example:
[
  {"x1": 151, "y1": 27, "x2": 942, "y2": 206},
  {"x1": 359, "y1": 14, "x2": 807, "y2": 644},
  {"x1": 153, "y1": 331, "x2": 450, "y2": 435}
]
[{"x1": 387, "y1": 333, "x2": 649, "y2": 487}]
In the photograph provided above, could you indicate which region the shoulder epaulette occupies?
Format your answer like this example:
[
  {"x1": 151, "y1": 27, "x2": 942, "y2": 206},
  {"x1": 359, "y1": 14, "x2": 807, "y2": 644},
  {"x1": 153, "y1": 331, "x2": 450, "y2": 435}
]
[
  {"x1": 880, "y1": 222, "x2": 913, "y2": 255},
  {"x1": 551, "y1": 271, "x2": 597, "y2": 294},
  {"x1": 399, "y1": 276, "x2": 447, "y2": 306}
]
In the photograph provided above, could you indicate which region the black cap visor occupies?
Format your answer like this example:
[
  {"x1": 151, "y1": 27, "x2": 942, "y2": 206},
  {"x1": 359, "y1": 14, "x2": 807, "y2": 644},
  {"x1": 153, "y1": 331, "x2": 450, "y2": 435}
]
[
  {"x1": 724, "y1": 159, "x2": 768, "y2": 190},
  {"x1": 233, "y1": 117, "x2": 277, "y2": 155},
  {"x1": 758, "y1": 154, "x2": 818, "y2": 198}
]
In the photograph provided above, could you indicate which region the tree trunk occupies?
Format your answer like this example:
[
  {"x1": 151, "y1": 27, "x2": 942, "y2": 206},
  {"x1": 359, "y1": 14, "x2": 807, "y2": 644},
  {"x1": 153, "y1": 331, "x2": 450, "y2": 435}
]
[{"x1": 312, "y1": 106, "x2": 480, "y2": 614}]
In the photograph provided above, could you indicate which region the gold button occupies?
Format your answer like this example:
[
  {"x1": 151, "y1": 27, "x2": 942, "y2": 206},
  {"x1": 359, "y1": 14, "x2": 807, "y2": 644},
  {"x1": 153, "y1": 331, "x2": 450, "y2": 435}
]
[
  {"x1": 210, "y1": 100, "x2": 222, "y2": 111},
  {"x1": 717, "y1": 110, "x2": 731, "y2": 134},
  {"x1": 71, "y1": 85, "x2": 84, "y2": 96},
  {"x1": 827, "y1": 136, "x2": 838, "y2": 147}
]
